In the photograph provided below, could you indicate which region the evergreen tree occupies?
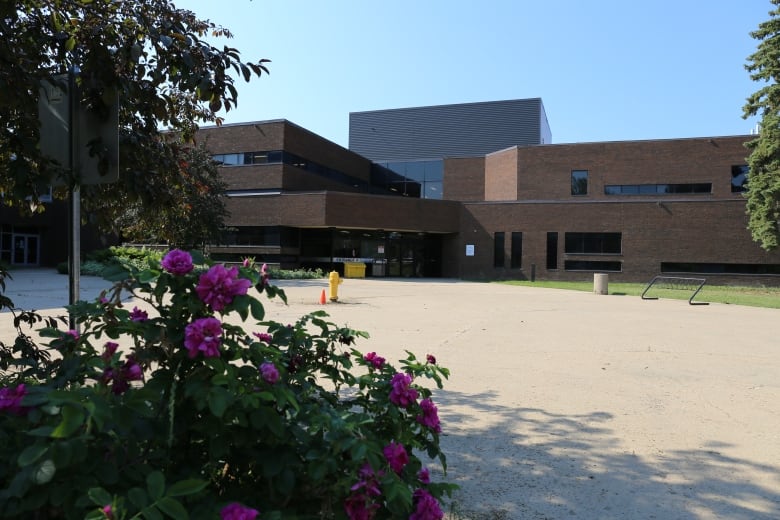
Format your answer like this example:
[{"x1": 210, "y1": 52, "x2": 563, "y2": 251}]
[{"x1": 744, "y1": 0, "x2": 780, "y2": 250}]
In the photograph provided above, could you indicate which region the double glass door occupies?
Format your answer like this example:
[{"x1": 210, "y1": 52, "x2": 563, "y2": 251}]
[{"x1": 13, "y1": 234, "x2": 39, "y2": 265}]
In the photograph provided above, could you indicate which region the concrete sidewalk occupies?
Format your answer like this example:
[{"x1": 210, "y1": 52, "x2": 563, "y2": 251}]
[
  {"x1": 2, "y1": 270, "x2": 780, "y2": 519},
  {"x1": 1, "y1": 268, "x2": 115, "y2": 311}
]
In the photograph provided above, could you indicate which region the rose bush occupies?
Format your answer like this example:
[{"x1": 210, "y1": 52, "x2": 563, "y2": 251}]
[{"x1": 0, "y1": 251, "x2": 455, "y2": 519}]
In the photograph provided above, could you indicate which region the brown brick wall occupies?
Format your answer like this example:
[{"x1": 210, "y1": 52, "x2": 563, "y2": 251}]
[
  {"x1": 485, "y1": 147, "x2": 518, "y2": 201},
  {"x1": 324, "y1": 192, "x2": 460, "y2": 233},
  {"x1": 196, "y1": 121, "x2": 285, "y2": 153},
  {"x1": 221, "y1": 165, "x2": 283, "y2": 191},
  {"x1": 514, "y1": 136, "x2": 751, "y2": 201},
  {"x1": 458, "y1": 198, "x2": 780, "y2": 283},
  {"x1": 226, "y1": 192, "x2": 460, "y2": 234},
  {"x1": 443, "y1": 156, "x2": 485, "y2": 201}
]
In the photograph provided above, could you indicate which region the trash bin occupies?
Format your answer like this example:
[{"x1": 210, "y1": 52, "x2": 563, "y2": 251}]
[
  {"x1": 344, "y1": 262, "x2": 366, "y2": 278},
  {"x1": 371, "y1": 259, "x2": 386, "y2": 277},
  {"x1": 593, "y1": 273, "x2": 609, "y2": 295}
]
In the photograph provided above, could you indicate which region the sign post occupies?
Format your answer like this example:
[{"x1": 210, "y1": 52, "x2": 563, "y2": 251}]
[{"x1": 39, "y1": 71, "x2": 119, "y2": 329}]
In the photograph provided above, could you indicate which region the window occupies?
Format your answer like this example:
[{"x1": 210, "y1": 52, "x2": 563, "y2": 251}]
[
  {"x1": 604, "y1": 183, "x2": 711, "y2": 195},
  {"x1": 661, "y1": 262, "x2": 780, "y2": 275},
  {"x1": 564, "y1": 232, "x2": 622, "y2": 254},
  {"x1": 510, "y1": 232, "x2": 522, "y2": 268},
  {"x1": 493, "y1": 232, "x2": 505, "y2": 268},
  {"x1": 565, "y1": 260, "x2": 622, "y2": 272},
  {"x1": 212, "y1": 153, "x2": 243, "y2": 166},
  {"x1": 571, "y1": 170, "x2": 588, "y2": 196},
  {"x1": 379, "y1": 160, "x2": 443, "y2": 199},
  {"x1": 731, "y1": 165, "x2": 749, "y2": 193},
  {"x1": 546, "y1": 232, "x2": 558, "y2": 270}
]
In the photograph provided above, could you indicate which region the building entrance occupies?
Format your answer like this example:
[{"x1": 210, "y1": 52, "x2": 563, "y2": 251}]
[
  {"x1": 298, "y1": 228, "x2": 443, "y2": 277},
  {"x1": 12, "y1": 233, "x2": 40, "y2": 266}
]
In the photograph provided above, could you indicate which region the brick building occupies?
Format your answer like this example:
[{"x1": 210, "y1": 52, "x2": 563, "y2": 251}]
[
  {"x1": 5, "y1": 98, "x2": 780, "y2": 285},
  {"x1": 193, "y1": 99, "x2": 780, "y2": 285}
]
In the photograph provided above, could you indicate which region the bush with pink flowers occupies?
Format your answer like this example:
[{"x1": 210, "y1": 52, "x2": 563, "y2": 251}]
[{"x1": 0, "y1": 251, "x2": 455, "y2": 518}]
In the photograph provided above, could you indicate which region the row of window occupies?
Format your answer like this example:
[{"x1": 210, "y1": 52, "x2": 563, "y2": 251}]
[
  {"x1": 494, "y1": 232, "x2": 780, "y2": 275},
  {"x1": 494, "y1": 232, "x2": 622, "y2": 270},
  {"x1": 570, "y1": 166, "x2": 749, "y2": 196},
  {"x1": 213, "y1": 150, "x2": 383, "y2": 194},
  {"x1": 212, "y1": 151, "x2": 445, "y2": 199}
]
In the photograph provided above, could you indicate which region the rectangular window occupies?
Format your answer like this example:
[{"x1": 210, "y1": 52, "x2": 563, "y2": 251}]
[
  {"x1": 605, "y1": 183, "x2": 711, "y2": 195},
  {"x1": 546, "y1": 232, "x2": 558, "y2": 270},
  {"x1": 731, "y1": 165, "x2": 749, "y2": 193},
  {"x1": 661, "y1": 262, "x2": 780, "y2": 275},
  {"x1": 565, "y1": 260, "x2": 622, "y2": 272},
  {"x1": 565, "y1": 232, "x2": 622, "y2": 254},
  {"x1": 510, "y1": 232, "x2": 522, "y2": 268},
  {"x1": 493, "y1": 232, "x2": 505, "y2": 268},
  {"x1": 212, "y1": 153, "x2": 243, "y2": 166},
  {"x1": 571, "y1": 170, "x2": 588, "y2": 196}
]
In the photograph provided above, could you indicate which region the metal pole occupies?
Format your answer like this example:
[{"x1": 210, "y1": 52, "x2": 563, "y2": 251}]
[{"x1": 68, "y1": 68, "x2": 80, "y2": 330}]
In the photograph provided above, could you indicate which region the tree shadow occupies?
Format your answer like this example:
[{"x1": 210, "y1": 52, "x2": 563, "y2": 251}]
[{"x1": 433, "y1": 390, "x2": 780, "y2": 520}]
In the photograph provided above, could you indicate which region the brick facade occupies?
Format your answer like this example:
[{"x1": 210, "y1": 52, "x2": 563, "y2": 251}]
[{"x1": 10, "y1": 111, "x2": 777, "y2": 287}]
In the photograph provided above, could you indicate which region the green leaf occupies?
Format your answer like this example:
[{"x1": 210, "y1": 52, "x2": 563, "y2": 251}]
[
  {"x1": 128, "y1": 487, "x2": 148, "y2": 509},
  {"x1": 207, "y1": 386, "x2": 232, "y2": 418},
  {"x1": 166, "y1": 478, "x2": 208, "y2": 497},
  {"x1": 137, "y1": 269, "x2": 160, "y2": 284},
  {"x1": 102, "y1": 263, "x2": 130, "y2": 281},
  {"x1": 33, "y1": 459, "x2": 56, "y2": 484},
  {"x1": 147, "y1": 471, "x2": 165, "y2": 501},
  {"x1": 27, "y1": 426, "x2": 54, "y2": 437},
  {"x1": 141, "y1": 505, "x2": 164, "y2": 520},
  {"x1": 232, "y1": 294, "x2": 250, "y2": 321},
  {"x1": 18, "y1": 445, "x2": 48, "y2": 467},
  {"x1": 156, "y1": 496, "x2": 188, "y2": 520},
  {"x1": 250, "y1": 298, "x2": 265, "y2": 321},
  {"x1": 87, "y1": 487, "x2": 113, "y2": 507},
  {"x1": 51, "y1": 404, "x2": 85, "y2": 438},
  {"x1": 49, "y1": 441, "x2": 73, "y2": 469}
]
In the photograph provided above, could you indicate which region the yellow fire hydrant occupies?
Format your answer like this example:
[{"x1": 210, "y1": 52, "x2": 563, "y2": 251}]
[{"x1": 329, "y1": 270, "x2": 342, "y2": 302}]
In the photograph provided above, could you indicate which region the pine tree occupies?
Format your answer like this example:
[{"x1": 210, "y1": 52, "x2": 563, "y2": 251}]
[{"x1": 744, "y1": 0, "x2": 780, "y2": 250}]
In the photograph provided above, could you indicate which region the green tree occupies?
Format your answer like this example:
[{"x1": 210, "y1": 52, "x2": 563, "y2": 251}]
[
  {"x1": 744, "y1": 0, "x2": 780, "y2": 250},
  {"x1": 0, "y1": 0, "x2": 268, "y2": 239},
  {"x1": 88, "y1": 142, "x2": 229, "y2": 248}
]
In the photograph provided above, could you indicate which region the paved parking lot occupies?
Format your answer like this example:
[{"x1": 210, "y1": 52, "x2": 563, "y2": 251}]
[{"x1": 3, "y1": 269, "x2": 780, "y2": 519}]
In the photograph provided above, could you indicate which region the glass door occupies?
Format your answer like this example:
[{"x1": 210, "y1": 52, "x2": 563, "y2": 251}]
[{"x1": 12, "y1": 234, "x2": 40, "y2": 266}]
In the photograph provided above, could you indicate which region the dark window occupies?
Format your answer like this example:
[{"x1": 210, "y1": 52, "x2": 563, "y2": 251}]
[
  {"x1": 546, "y1": 232, "x2": 558, "y2": 270},
  {"x1": 731, "y1": 165, "x2": 749, "y2": 193},
  {"x1": 565, "y1": 260, "x2": 622, "y2": 272},
  {"x1": 661, "y1": 262, "x2": 780, "y2": 275},
  {"x1": 565, "y1": 232, "x2": 622, "y2": 254},
  {"x1": 605, "y1": 183, "x2": 711, "y2": 195},
  {"x1": 571, "y1": 170, "x2": 588, "y2": 196},
  {"x1": 493, "y1": 232, "x2": 505, "y2": 268},
  {"x1": 220, "y1": 226, "x2": 280, "y2": 247},
  {"x1": 510, "y1": 232, "x2": 522, "y2": 268}
]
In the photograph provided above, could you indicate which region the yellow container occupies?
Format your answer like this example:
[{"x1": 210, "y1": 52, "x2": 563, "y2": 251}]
[{"x1": 343, "y1": 262, "x2": 366, "y2": 278}]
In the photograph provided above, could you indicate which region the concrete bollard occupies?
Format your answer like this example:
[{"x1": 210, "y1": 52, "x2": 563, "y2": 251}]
[{"x1": 594, "y1": 273, "x2": 609, "y2": 295}]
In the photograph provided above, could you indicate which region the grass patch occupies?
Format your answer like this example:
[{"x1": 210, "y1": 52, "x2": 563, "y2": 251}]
[{"x1": 499, "y1": 280, "x2": 780, "y2": 309}]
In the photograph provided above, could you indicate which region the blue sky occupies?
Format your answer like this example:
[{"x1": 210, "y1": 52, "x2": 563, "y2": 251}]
[{"x1": 174, "y1": 0, "x2": 771, "y2": 148}]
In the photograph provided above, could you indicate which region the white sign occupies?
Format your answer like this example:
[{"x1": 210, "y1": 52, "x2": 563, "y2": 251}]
[{"x1": 465, "y1": 244, "x2": 475, "y2": 257}]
